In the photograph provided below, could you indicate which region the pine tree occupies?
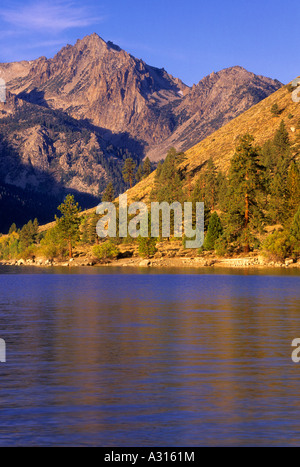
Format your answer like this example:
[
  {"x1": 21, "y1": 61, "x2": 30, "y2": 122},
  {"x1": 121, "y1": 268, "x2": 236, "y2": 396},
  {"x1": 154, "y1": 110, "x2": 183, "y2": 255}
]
[
  {"x1": 203, "y1": 212, "x2": 223, "y2": 251},
  {"x1": 267, "y1": 122, "x2": 292, "y2": 224},
  {"x1": 19, "y1": 222, "x2": 33, "y2": 251},
  {"x1": 153, "y1": 161, "x2": 163, "y2": 184},
  {"x1": 80, "y1": 216, "x2": 89, "y2": 244},
  {"x1": 216, "y1": 171, "x2": 228, "y2": 212},
  {"x1": 191, "y1": 159, "x2": 218, "y2": 211},
  {"x1": 135, "y1": 165, "x2": 143, "y2": 183},
  {"x1": 19, "y1": 219, "x2": 39, "y2": 251},
  {"x1": 273, "y1": 121, "x2": 291, "y2": 159},
  {"x1": 143, "y1": 157, "x2": 152, "y2": 177},
  {"x1": 269, "y1": 159, "x2": 291, "y2": 224},
  {"x1": 261, "y1": 140, "x2": 276, "y2": 170},
  {"x1": 8, "y1": 223, "x2": 17, "y2": 235},
  {"x1": 203, "y1": 158, "x2": 218, "y2": 210},
  {"x1": 271, "y1": 103, "x2": 281, "y2": 116},
  {"x1": 191, "y1": 175, "x2": 211, "y2": 231},
  {"x1": 186, "y1": 173, "x2": 192, "y2": 200},
  {"x1": 55, "y1": 195, "x2": 81, "y2": 258},
  {"x1": 290, "y1": 207, "x2": 300, "y2": 257},
  {"x1": 102, "y1": 182, "x2": 115, "y2": 202},
  {"x1": 150, "y1": 148, "x2": 184, "y2": 203},
  {"x1": 290, "y1": 207, "x2": 300, "y2": 240},
  {"x1": 122, "y1": 158, "x2": 137, "y2": 188},
  {"x1": 33, "y1": 218, "x2": 39, "y2": 242},
  {"x1": 150, "y1": 149, "x2": 185, "y2": 240},
  {"x1": 192, "y1": 172, "x2": 205, "y2": 203},
  {"x1": 88, "y1": 213, "x2": 100, "y2": 245},
  {"x1": 41, "y1": 226, "x2": 67, "y2": 261},
  {"x1": 287, "y1": 161, "x2": 300, "y2": 220},
  {"x1": 224, "y1": 134, "x2": 265, "y2": 253}
]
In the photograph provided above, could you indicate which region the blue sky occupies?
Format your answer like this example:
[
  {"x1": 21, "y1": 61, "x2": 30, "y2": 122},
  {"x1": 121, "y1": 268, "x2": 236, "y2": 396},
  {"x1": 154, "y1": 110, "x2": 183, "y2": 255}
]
[{"x1": 0, "y1": 0, "x2": 298, "y2": 85}]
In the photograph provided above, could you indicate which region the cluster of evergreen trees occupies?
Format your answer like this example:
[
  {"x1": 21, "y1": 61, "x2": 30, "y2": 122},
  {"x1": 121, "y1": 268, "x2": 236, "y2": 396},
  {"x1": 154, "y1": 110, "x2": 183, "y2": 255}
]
[
  {"x1": 0, "y1": 218, "x2": 40, "y2": 260},
  {"x1": 1, "y1": 120, "x2": 299, "y2": 263},
  {"x1": 101, "y1": 156, "x2": 154, "y2": 202},
  {"x1": 121, "y1": 156, "x2": 153, "y2": 189},
  {"x1": 150, "y1": 121, "x2": 300, "y2": 259},
  {"x1": 0, "y1": 195, "x2": 86, "y2": 261}
]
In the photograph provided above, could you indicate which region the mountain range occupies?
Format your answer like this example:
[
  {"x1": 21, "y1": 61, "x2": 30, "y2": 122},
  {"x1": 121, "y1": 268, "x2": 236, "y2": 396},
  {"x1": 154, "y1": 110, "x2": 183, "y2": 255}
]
[
  {"x1": 125, "y1": 82, "x2": 300, "y2": 206},
  {"x1": 0, "y1": 33, "x2": 282, "y2": 231}
]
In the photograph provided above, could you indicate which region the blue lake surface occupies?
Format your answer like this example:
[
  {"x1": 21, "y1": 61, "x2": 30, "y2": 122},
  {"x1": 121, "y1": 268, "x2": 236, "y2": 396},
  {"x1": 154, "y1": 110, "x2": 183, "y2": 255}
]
[{"x1": 0, "y1": 265, "x2": 300, "y2": 446}]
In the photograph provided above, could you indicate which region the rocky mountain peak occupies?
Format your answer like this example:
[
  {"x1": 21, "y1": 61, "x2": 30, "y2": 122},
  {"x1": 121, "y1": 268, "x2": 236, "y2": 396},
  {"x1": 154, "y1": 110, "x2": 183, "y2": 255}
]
[
  {"x1": 146, "y1": 66, "x2": 282, "y2": 160},
  {"x1": 3, "y1": 34, "x2": 190, "y2": 145},
  {"x1": 0, "y1": 35, "x2": 283, "y2": 230}
]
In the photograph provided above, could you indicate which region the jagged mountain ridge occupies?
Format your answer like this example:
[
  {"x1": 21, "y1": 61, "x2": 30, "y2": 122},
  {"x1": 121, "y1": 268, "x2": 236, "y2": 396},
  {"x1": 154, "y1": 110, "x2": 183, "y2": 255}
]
[
  {"x1": 147, "y1": 66, "x2": 282, "y2": 160},
  {"x1": 1, "y1": 34, "x2": 281, "y2": 159},
  {"x1": 3, "y1": 34, "x2": 188, "y2": 152},
  {"x1": 0, "y1": 34, "x2": 282, "y2": 231}
]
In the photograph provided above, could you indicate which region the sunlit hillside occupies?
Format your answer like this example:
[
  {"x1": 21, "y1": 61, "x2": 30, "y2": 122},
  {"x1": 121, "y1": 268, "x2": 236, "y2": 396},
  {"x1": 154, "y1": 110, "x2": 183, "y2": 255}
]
[{"x1": 125, "y1": 83, "x2": 300, "y2": 204}]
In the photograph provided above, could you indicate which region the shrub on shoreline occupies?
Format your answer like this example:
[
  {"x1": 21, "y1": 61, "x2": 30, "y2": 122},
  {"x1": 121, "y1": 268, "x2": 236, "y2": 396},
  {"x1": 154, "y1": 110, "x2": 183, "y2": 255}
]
[
  {"x1": 93, "y1": 241, "x2": 120, "y2": 260},
  {"x1": 137, "y1": 236, "x2": 157, "y2": 258}
]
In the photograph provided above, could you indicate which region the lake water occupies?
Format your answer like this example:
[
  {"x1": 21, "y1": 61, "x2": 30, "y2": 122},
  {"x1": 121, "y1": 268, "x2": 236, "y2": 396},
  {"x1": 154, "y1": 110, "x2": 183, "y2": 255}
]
[{"x1": 0, "y1": 265, "x2": 300, "y2": 447}]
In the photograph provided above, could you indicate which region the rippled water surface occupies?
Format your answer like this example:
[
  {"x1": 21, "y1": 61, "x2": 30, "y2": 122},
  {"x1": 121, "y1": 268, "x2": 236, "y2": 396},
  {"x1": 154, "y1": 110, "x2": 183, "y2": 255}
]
[{"x1": 0, "y1": 266, "x2": 300, "y2": 446}]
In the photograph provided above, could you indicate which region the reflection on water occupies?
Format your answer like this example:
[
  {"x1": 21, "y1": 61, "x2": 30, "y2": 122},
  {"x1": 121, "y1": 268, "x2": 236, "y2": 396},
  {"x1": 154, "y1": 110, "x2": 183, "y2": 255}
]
[{"x1": 0, "y1": 266, "x2": 300, "y2": 446}]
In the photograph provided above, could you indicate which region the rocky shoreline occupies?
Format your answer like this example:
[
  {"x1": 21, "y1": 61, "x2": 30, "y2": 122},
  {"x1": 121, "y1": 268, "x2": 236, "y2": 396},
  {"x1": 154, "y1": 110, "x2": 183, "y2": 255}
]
[
  {"x1": 1, "y1": 239, "x2": 299, "y2": 270},
  {"x1": 1, "y1": 254, "x2": 299, "y2": 269}
]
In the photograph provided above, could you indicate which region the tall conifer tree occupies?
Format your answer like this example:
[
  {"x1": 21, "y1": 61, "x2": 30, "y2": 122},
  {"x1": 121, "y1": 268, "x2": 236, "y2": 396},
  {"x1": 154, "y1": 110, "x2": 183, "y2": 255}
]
[{"x1": 225, "y1": 135, "x2": 264, "y2": 252}]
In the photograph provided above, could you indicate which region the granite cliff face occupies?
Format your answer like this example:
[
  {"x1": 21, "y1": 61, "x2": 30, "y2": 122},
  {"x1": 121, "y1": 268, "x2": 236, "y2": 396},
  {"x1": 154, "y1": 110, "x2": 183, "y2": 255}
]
[
  {"x1": 0, "y1": 91, "x2": 120, "y2": 194},
  {"x1": 0, "y1": 90, "x2": 128, "y2": 231},
  {"x1": 0, "y1": 34, "x2": 282, "y2": 230},
  {"x1": 4, "y1": 34, "x2": 188, "y2": 152},
  {"x1": 147, "y1": 66, "x2": 282, "y2": 160}
]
